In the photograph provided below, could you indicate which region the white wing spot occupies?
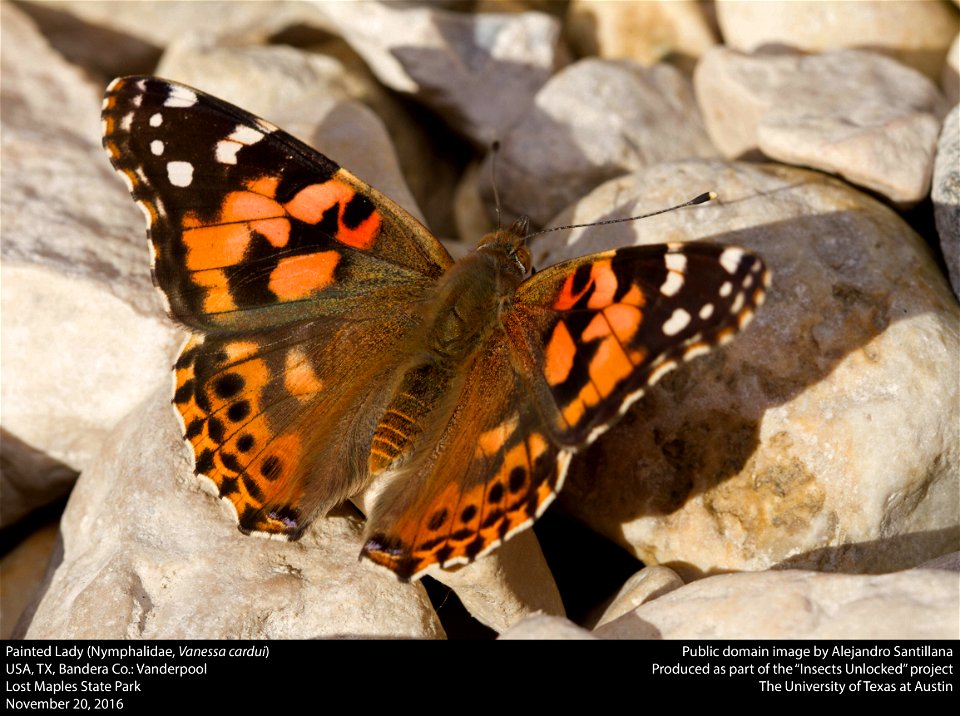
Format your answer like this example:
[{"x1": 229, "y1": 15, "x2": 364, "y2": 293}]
[
  {"x1": 164, "y1": 86, "x2": 198, "y2": 108},
  {"x1": 699, "y1": 303, "x2": 714, "y2": 320},
  {"x1": 663, "y1": 308, "x2": 691, "y2": 336},
  {"x1": 215, "y1": 125, "x2": 264, "y2": 165},
  {"x1": 731, "y1": 292, "x2": 745, "y2": 314},
  {"x1": 660, "y1": 272, "x2": 683, "y2": 296},
  {"x1": 150, "y1": 140, "x2": 164, "y2": 156},
  {"x1": 720, "y1": 247, "x2": 744, "y2": 274},
  {"x1": 131, "y1": 94, "x2": 142, "y2": 108},
  {"x1": 719, "y1": 281, "x2": 733, "y2": 297},
  {"x1": 149, "y1": 113, "x2": 163, "y2": 127},
  {"x1": 167, "y1": 161, "x2": 194, "y2": 187},
  {"x1": 660, "y1": 252, "x2": 687, "y2": 296},
  {"x1": 120, "y1": 112, "x2": 133, "y2": 131}
]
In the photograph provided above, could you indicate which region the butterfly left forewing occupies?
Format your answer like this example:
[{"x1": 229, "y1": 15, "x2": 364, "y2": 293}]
[
  {"x1": 506, "y1": 242, "x2": 770, "y2": 447},
  {"x1": 102, "y1": 76, "x2": 452, "y2": 334}
]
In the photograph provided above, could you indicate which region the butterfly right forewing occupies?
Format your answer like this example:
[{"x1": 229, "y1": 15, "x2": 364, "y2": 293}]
[{"x1": 506, "y1": 242, "x2": 770, "y2": 447}]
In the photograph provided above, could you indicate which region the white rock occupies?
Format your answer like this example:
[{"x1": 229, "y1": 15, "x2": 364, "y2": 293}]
[
  {"x1": 492, "y1": 58, "x2": 717, "y2": 227},
  {"x1": 25, "y1": 389, "x2": 445, "y2": 639},
  {"x1": 695, "y1": 47, "x2": 950, "y2": 205},
  {"x1": 593, "y1": 565, "x2": 684, "y2": 628},
  {"x1": 933, "y1": 104, "x2": 960, "y2": 297},
  {"x1": 716, "y1": 0, "x2": 960, "y2": 80},
  {"x1": 316, "y1": 0, "x2": 563, "y2": 144},
  {"x1": 0, "y1": 4, "x2": 183, "y2": 473},
  {"x1": 566, "y1": 0, "x2": 717, "y2": 68},
  {"x1": 498, "y1": 613, "x2": 598, "y2": 640},
  {"x1": 596, "y1": 566, "x2": 960, "y2": 639},
  {"x1": 539, "y1": 159, "x2": 959, "y2": 579}
]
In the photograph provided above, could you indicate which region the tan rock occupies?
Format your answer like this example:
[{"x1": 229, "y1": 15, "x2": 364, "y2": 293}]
[
  {"x1": 695, "y1": 47, "x2": 949, "y2": 205},
  {"x1": 716, "y1": 0, "x2": 959, "y2": 80},
  {"x1": 536, "y1": 159, "x2": 959, "y2": 579},
  {"x1": 566, "y1": 0, "x2": 717, "y2": 69},
  {"x1": 1, "y1": 523, "x2": 60, "y2": 639},
  {"x1": 934, "y1": 105, "x2": 960, "y2": 299},
  {"x1": 944, "y1": 33, "x2": 959, "y2": 106},
  {"x1": 1, "y1": 430, "x2": 77, "y2": 528},
  {"x1": 25, "y1": 389, "x2": 445, "y2": 639},
  {"x1": 596, "y1": 566, "x2": 960, "y2": 639}
]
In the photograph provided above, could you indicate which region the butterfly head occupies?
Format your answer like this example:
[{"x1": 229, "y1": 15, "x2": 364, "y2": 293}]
[{"x1": 477, "y1": 216, "x2": 533, "y2": 279}]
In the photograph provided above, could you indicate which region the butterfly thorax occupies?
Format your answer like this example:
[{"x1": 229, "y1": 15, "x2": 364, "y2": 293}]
[{"x1": 367, "y1": 226, "x2": 529, "y2": 476}]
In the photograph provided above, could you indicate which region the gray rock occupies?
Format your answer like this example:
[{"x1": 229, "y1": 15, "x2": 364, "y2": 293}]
[
  {"x1": 695, "y1": 47, "x2": 950, "y2": 205},
  {"x1": 933, "y1": 104, "x2": 960, "y2": 297},
  {"x1": 538, "y1": 159, "x2": 959, "y2": 580},
  {"x1": 318, "y1": 1, "x2": 563, "y2": 145},
  {"x1": 492, "y1": 58, "x2": 717, "y2": 227}
]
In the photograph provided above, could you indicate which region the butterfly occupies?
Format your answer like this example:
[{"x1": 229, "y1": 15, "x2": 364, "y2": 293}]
[{"x1": 101, "y1": 76, "x2": 769, "y2": 581}]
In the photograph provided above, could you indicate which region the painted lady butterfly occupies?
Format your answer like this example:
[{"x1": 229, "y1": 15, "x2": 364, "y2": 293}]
[{"x1": 102, "y1": 76, "x2": 769, "y2": 581}]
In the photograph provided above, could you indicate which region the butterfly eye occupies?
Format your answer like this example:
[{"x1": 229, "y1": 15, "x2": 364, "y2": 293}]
[{"x1": 513, "y1": 245, "x2": 532, "y2": 275}]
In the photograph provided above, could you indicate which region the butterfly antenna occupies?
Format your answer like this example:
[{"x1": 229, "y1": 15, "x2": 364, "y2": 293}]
[
  {"x1": 490, "y1": 140, "x2": 502, "y2": 232},
  {"x1": 523, "y1": 191, "x2": 717, "y2": 242}
]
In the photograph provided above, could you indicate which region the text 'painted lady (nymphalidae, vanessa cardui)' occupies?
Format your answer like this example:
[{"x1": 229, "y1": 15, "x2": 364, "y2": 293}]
[{"x1": 102, "y1": 76, "x2": 769, "y2": 580}]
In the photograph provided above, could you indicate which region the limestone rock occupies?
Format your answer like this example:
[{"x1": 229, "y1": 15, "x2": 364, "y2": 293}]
[
  {"x1": 596, "y1": 566, "x2": 960, "y2": 639},
  {"x1": 0, "y1": 3, "x2": 183, "y2": 474},
  {"x1": 716, "y1": 0, "x2": 959, "y2": 80},
  {"x1": 695, "y1": 47, "x2": 950, "y2": 205},
  {"x1": 933, "y1": 105, "x2": 960, "y2": 297},
  {"x1": 38, "y1": 0, "x2": 320, "y2": 49},
  {"x1": 538, "y1": 159, "x2": 959, "y2": 579},
  {"x1": 317, "y1": 1, "x2": 563, "y2": 144},
  {"x1": 498, "y1": 613, "x2": 598, "y2": 640},
  {"x1": 1, "y1": 523, "x2": 60, "y2": 639},
  {"x1": 566, "y1": 0, "x2": 717, "y2": 69},
  {"x1": 1, "y1": 431, "x2": 77, "y2": 528},
  {"x1": 593, "y1": 566, "x2": 684, "y2": 628},
  {"x1": 492, "y1": 58, "x2": 717, "y2": 227},
  {"x1": 25, "y1": 389, "x2": 445, "y2": 639}
]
